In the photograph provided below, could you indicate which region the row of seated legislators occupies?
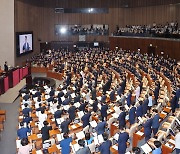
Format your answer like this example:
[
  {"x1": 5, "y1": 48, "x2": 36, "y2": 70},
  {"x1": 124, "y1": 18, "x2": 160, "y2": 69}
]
[
  {"x1": 17, "y1": 48, "x2": 180, "y2": 154},
  {"x1": 113, "y1": 21, "x2": 180, "y2": 39}
]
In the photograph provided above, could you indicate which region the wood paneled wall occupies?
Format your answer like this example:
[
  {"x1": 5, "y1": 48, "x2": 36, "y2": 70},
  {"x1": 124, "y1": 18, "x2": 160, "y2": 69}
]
[
  {"x1": 15, "y1": 0, "x2": 180, "y2": 65},
  {"x1": 109, "y1": 36, "x2": 180, "y2": 61}
]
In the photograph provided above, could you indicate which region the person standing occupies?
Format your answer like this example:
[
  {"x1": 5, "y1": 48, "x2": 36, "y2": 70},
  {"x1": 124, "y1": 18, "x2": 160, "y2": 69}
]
[{"x1": 4, "y1": 61, "x2": 8, "y2": 72}]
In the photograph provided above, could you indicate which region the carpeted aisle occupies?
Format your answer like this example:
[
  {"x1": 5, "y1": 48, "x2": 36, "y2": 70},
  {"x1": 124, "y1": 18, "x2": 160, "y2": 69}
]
[{"x1": 0, "y1": 97, "x2": 20, "y2": 154}]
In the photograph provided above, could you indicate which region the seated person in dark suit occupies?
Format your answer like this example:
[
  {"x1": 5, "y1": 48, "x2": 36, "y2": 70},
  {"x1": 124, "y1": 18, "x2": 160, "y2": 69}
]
[
  {"x1": 17, "y1": 122, "x2": 31, "y2": 139},
  {"x1": 41, "y1": 121, "x2": 52, "y2": 143},
  {"x1": 99, "y1": 133, "x2": 112, "y2": 154}
]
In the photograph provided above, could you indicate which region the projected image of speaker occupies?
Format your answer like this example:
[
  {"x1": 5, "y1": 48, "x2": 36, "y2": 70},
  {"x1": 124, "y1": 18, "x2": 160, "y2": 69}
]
[{"x1": 16, "y1": 32, "x2": 33, "y2": 57}]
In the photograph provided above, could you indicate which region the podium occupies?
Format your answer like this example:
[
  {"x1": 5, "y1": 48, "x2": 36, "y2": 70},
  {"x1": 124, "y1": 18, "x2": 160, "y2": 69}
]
[{"x1": 0, "y1": 76, "x2": 5, "y2": 95}]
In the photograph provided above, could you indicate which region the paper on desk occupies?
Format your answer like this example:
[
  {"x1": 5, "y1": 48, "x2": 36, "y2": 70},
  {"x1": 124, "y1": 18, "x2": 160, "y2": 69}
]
[
  {"x1": 113, "y1": 133, "x2": 119, "y2": 141},
  {"x1": 71, "y1": 93, "x2": 76, "y2": 98},
  {"x1": 90, "y1": 120, "x2": 97, "y2": 128},
  {"x1": 98, "y1": 134, "x2": 104, "y2": 144},
  {"x1": 94, "y1": 136, "x2": 99, "y2": 145},
  {"x1": 136, "y1": 131, "x2": 144, "y2": 136},
  {"x1": 81, "y1": 92, "x2": 86, "y2": 97},
  {"x1": 73, "y1": 143, "x2": 80, "y2": 152},
  {"x1": 72, "y1": 87, "x2": 76, "y2": 91},
  {"x1": 62, "y1": 89, "x2": 67, "y2": 94},
  {"x1": 77, "y1": 111, "x2": 84, "y2": 119},
  {"x1": 36, "y1": 150, "x2": 43, "y2": 154},
  {"x1": 63, "y1": 105, "x2": 70, "y2": 110},
  {"x1": 97, "y1": 96, "x2": 102, "y2": 101},
  {"x1": 124, "y1": 104, "x2": 129, "y2": 111},
  {"x1": 45, "y1": 95, "x2": 50, "y2": 100},
  {"x1": 112, "y1": 145, "x2": 118, "y2": 151},
  {"x1": 138, "y1": 117, "x2": 143, "y2": 123},
  {"x1": 76, "y1": 131, "x2": 85, "y2": 139},
  {"x1": 74, "y1": 102, "x2": 80, "y2": 108},
  {"x1": 168, "y1": 139, "x2": 175, "y2": 145},
  {"x1": 16, "y1": 140, "x2": 21, "y2": 148},
  {"x1": 112, "y1": 113, "x2": 119, "y2": 119},
  {"x1": 98, "y1": 103, "x2": 102, "y2": 109},
  {"x1": 141, "y1": 143, "x2": 152, "y2": 154},
  {"x1": 71, "y1": 125, "x2": 77, "y2": 129},
  {"x1": 57, "y1": 133, "x2": 64, "y2": 141},
  {"x1": 125, "y1": 152, "x2": 131, "y2": 154},
  {"x1": 89, "y1": 99, "x2": 94, "y2": 104},
  {"x1": 116, "y1": 95, "x2": 121, "y2": 101}
]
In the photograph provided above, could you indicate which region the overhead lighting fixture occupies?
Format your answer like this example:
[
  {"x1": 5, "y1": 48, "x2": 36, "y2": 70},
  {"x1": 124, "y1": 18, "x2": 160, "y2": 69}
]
[
  {"x1": 88, "y1": 8, "x2": 94, "y2": 13},
  {"x1": 60, "y1": 27, "x2": 67, "y2": 34}
]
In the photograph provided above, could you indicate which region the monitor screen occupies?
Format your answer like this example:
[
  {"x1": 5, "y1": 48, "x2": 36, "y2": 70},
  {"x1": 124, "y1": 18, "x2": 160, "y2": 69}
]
[
  {"x1": 16, "y1": 32, "x2": 33, "y2": 57},
  {"x1": 94, "y1": 42, "x2": 99, "y2": 47}
]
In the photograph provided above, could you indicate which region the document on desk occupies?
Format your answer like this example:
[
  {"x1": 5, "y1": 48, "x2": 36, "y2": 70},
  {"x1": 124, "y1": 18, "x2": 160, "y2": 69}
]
[
  {"x1": 36, "y1": 150, "x2": 43, "y2": 154},
  {"x1": 94, "y1": 136, "x2": 99, "y2": 145},
  {"x1": 136, "y1": 131, "x2": 144, "y2": 136},
  {"x1": 116, "y1": 95, "x2": 121, "y2": 101},
  {"x1": 71, "y1": 93, "x2": 76, "y2": 98},
  {"x1": 98, "y1": 103, "x2": 102, "y2": 109},
  {"x1": 168, "y1": 139, "x2": 175, "y2": 145},
  {"x1": 57, "y1": 133, "x2": 64, "y2": 141},
  {"x1": 81, "y1": 92, "x2": 86, "y2": 97},
  {"x1": 113, "y1": 133, "x2": 119, "y2": 141},
  {"x1": 138, "y1": 117, "x2": 144, "y2": 123},
  {"x1": 72, "y1": 87, "x2": 76, "y2": 91},
  {"x1": 77, "y1": 111, "x2": 84, "y2": 118},
  {"x1": 89, "y1": 99, "x2": 94, "y2": 104},
  {"x1": 98, "y1": 134, "x2": 104, "y2": 144},
  {"x1": 74, "y1": 102, "x2": 80, "y2": 108},
  {"x1": 72, "y1": 143, "x2": 80, "y2": 152},
  {"x1": 112, "y1": 113, "x2": 119, "y2": 119},
  {"x1": 16, "y1": 140, "x2": 21, "y2": 148},
  {"x1": 90, "y1": 120, "x2": 97, "y2": 128},
  {"x1": 71, "y1": 125, "x2": 77, "y2": 129},
  {"x1": 62, "y1": 89, "x2": 67, "y2": 94},
  {"x1": 112, "y1": 144, "x2": 118, "y2": 151},
  {"x1": 61, "y1": 96, "x2": 65, "y2": 102},
  {"x1": 76, "y1": 131, "x2": 85, "y2": 139},
  {"x1": 141, "y1": 143, "x2": 152, "y2": 154},
  {"x1": 45, "y1": 95, "x2": 50, "y2": 100},
  {"x1": 124, "y1": 104, "x2": 129, "y2": 110},
  {"x1": 63, "y1": 105, "x2": 70, "y2": 110},
  {"x1": 97, "y1": 96, "x2": 102, "y2": 101}
]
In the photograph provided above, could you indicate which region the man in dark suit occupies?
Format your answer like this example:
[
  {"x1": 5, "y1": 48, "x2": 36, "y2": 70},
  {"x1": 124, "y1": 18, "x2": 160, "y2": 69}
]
[
  {"x1": 91, "y1": 87, "x2": 97, "y2": 100},
  {"x1": 81, "y1": 110, "x2": 91, "y2": 128},
  {"x1": 152, "y1": 109, "x2": 160, "y2": 135},
  {"x1": 143, "y1": 113, "x2": 153, "y2": 142},
  {"x1": 41, "y1": 121, "x2": 52, "y2": 143},
  {"x1": 136, "y1": 101, "x2": 143, "y2": 117},
  {"x1": 129, "y1": 103, "x2": 136, "y2": 125},
  {"x1": 117, "y1": 86, "x2": 123, "y2": 96},
  {"x1": 4, "y1": 61, "x2": 8, "y2": 72},
  {"x1": 22, "y1": 36, "x2": 30, "y2": 52},
  {"x1": 118, "y1": 107, "x2": 126, "y2": 129},
  {"x1": 95, "y1": 118, "x2": 107, "y2": 135},
  {"x1": 171, "y1": 94, "x2": 177, "y2": 113},
  {"x1": 61, "y1": 118, "x2": 71, "y2": 133},
  {"x1": 79, "y1": 101, "x2": 87, "y2": 112},
  {"x1": 68, "y1": 103, "x2": 76, "y2": 121},
  {"x1": 99, "y1": 133, "x2": 112, "y2": 154},
  {"x1": 92, "y1": 98, "x2": 98, "y2": 112},
  {"x1": 100, "y1": 102, "x2": 108, "y2": 121},
  {"x1": 118, "y1": 127, "x2": 129, "y2": 154},
  {"x1": 126, "y1": 91, "x2": 132, "y2": 107},
  {"x1": 110, "y1": 88, "x2": 116, "y2": 102},
  {"x1": 54, "y1": 105, "x2": 63, "y2": 126},
  {"x1": 62, "y1": 95, "x2": 70, "y2": 105},
  {"x1": 74, "y1": 92, "x2": 81, "y2": 103},
  {"x1": 101, "y1": 94, "x2": 107, "y2": 103},
  {"x1": 142, "y1": 95, "x2": 149, "y2": 115}
]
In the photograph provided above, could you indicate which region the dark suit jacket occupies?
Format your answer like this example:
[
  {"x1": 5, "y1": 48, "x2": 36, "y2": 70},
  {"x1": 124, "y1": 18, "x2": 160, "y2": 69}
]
[
  {"x1": 110, "y1": 90, "x2": 115, "y2": 101},
  {"x1": 23, "y1": 42, "x2": 30, "y2": 51},
  {"x1": 118, "y1": 111, "x2": 126, "y2": 128},
  {"x1": 92, "y1": 100, "x2": 98, "y2": 112},
  {"x1": 41, "y1": 125, "x2": 52, "y2": 142},
  {"x1": 136, "y1": 105, "x2": 143, "y2": 117},
  {"x1": 68, "y1": 106, "x2": 76, "y2": 121},
  {"x1": 101, "y1": 104, "x2": 108, "y2": 117},
  {"x1": 143, "y1": 118, "x2": 152, "y2": 136},
  {"x1": 152, "y1": 114, "x2": 160, "y2": 129},
  {"x1": 118, "y1": 132, "x2": 129, "y2": 153},
  {"x1": 95, "y1": 121, "x2": 106, "y2": 135},
  {"x1": 129, "y1": 107, "x2": 136, "y2": 125},
  {"x1": 81, "y1": 113, "x2": 91, "y2": 128},
  {"x1": 61, "y1": 120, "x2": 71, "y2": 133}
]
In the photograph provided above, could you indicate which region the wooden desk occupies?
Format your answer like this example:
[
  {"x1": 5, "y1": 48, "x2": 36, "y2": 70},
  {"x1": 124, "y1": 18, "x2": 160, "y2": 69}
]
[
  {"x1": 31, "y1": 67, "x2": 48, "y2": 73},
  {"x1": 28, "y1": 134, "x2": 39, "y2": 141},
  {"x1": 132, "y1": 130, "x2": 144, "y2": 147},
  {"x1": 47, "y1": 71, "x2": 63, "y2": 81},
  {"x1": 110, "y1": 123, "x2": 119, "y2": 137},
  {"x1": 162, "y1": 142, "x2": 175, "y2": 154},
  {"x1": 49, "y1": 129, "x2": 60, "y2": 137},
  {"x1": 110, "y1": 145, "x2": 118, "y2": 154},
  {"x1": 48, "y1": 144, "x2": 60, "y2": 153},
  {"x1": 69, "y1": 123, "x2": 83, "y2": 134}
]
